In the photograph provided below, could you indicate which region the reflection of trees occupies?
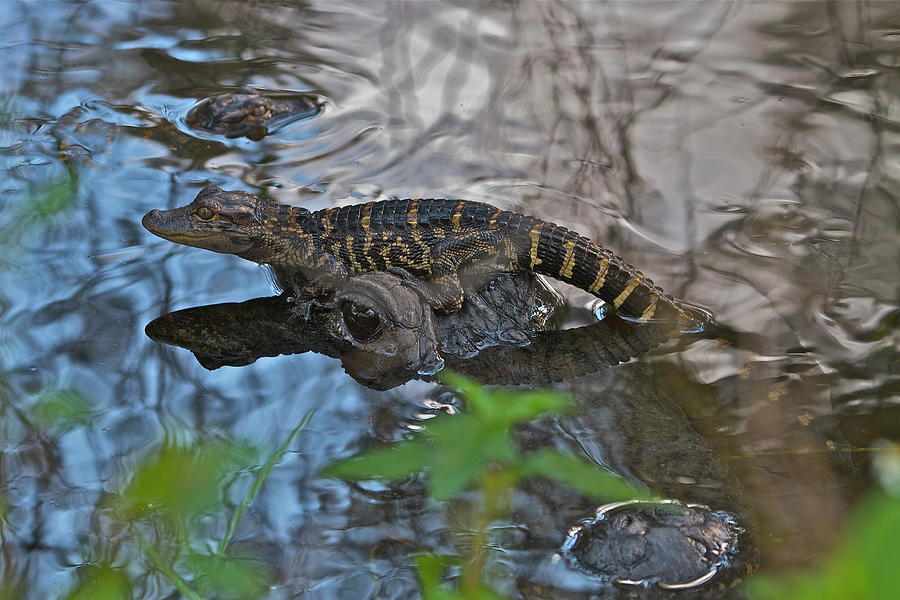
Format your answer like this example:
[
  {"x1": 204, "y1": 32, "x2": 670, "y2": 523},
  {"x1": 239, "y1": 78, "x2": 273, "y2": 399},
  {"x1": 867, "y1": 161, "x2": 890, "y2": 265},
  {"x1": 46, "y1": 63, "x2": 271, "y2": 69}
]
[
  {"x1": 685, "y1": 2, "x2": 899, "y2": 567},
  {"x1": 0, "y1": 3, "x2": 298, "y2": 595},
  {"x1": 0, "y1": 0, "x2": 896, "y2": 596}
]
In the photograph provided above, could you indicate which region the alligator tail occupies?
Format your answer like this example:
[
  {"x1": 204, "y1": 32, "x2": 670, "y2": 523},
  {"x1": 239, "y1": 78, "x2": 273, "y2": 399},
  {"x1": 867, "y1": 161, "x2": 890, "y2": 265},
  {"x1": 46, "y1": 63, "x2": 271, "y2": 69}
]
[{"x1": 519, "y1": 219, "x2": 699, "y2": 331}]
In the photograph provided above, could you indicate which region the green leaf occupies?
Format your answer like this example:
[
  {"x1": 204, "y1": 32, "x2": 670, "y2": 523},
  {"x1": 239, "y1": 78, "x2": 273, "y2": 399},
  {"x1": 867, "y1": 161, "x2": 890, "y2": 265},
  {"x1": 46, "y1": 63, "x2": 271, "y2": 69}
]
[
  {"x1": 324, "y1": 374, "x2": 576, "y2": 501},
  {"x1": 746, "y1": 493, "x2": 900, "y2": 599},
  {"x1": 63, "y1": 564, "x2": 131, "y2": 600},
  {"x1": 440, "y1": 372, "x2": 492, "y2": 414},
  {"x1": 322, "y1": 440, "x2": 429, "y2": 481},
  {"x1": 32, "y1": 389, "x2": 93, "y2": 431},
  {"x1": 0, "y1": 581, "x2": 24, "y2": 600},
  {"x1": 423, "y1": 589, "x2": 465, "y2": 600},
  {"x1": 489, "y1": 388, "x2": 571, "y2": 425},
  {"x1": 416, "y1": 554, "x2": 452, "y2": 593},
  {"x1": 429, "y1": 416, "x2": 514, "y2": 501},
  {"x1": 116, "y1": 440, "x2": 255, "y2": 524},
  {"x1": 441, "y1": 371, "x2": 570, "y2": 426},
  {"x1": 28, "y1": 172, "x2": 78, "y2": 220},
  {"x1": 133, "y1": 528, "x2": 200, "y2": 600},
  {"x1": 185, "y1": 553, "x2": 268, "y2": 600},
  {"x1": 415, "y1": 554, "x2": 505, "y2": 600},
  {"x1": 518, "y1": 450, "x2": 649, "y2": 501},
  {"x1": 835, "y1": 493, "x2": 900, "y2": 598}
]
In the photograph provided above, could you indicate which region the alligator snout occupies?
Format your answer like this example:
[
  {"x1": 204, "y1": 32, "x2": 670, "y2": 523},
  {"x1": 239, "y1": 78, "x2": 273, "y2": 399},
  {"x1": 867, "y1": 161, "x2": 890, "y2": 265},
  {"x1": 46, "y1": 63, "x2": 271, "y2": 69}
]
[{"x1": 141, "y1": 209, "x2": 162, "y2": 232}]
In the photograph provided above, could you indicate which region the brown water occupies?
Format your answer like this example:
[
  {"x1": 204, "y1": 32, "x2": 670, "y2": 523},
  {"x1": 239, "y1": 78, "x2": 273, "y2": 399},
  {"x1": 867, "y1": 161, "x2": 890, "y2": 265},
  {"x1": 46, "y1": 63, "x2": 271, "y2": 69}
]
[{"x1": 1, "y1": 1, "x2": 898, "y2": 598}]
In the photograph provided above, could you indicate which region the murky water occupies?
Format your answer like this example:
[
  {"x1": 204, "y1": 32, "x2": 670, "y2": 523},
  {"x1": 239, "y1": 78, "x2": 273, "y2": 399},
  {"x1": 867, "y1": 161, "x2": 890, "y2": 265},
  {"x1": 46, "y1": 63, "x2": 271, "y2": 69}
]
[{"x1": 1, "y1": 1, "x2": 898, "y2": 598}]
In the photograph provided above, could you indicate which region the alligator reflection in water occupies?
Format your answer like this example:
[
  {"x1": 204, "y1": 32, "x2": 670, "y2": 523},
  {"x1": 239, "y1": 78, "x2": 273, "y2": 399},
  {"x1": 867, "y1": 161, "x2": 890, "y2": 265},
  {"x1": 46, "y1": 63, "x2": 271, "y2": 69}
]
[
  {"x1": 536, "y1": 366, "x2": 753, "y2": 592},
  {"x1": 146, "y1": 269, "x2": 752, "y2": 590},
  {"x1": 146, "y1": 270, "x2": 670, "y2": 390}
]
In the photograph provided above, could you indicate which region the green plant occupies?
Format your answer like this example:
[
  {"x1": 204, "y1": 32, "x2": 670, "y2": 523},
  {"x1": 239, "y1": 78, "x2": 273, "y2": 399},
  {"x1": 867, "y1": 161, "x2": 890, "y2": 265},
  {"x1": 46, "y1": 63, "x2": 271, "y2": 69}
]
[
  {"x1": 324, "y1": 372, "x2": 649, "y2": 598},
  {"x1": 0, "y1": 152, "x2": 79, "y2": 253},
  {"x1": 57, "y1": 411, "x2": 315, "y2": 599},
  {"x1": 31, "y1": 388, "x2": 93, "y2": 432},
  {"x1": 746, "y1": 443, "x2": 900, "y2": 600},
  {"x1": 0, "y1": 490, "x2": 7, "y2": 538},
  {"x1": 63, "y1": 564, "x2": 131, "y2": 600},
  {"x1": 746, "y1": 492, "x2": 900, "y2": 600}
]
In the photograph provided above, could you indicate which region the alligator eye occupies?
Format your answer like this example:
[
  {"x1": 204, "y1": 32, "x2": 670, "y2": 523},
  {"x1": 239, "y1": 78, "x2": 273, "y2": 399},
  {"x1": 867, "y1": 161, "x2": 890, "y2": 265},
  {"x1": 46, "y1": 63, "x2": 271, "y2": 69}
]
[
  {"x1": 253, "y1": 105, "x2": 268, "y2": 117},
  {"x1": 340, "y1": 301, "x2": 383, "y2": 343},
  {"x1": 195, "y1": 207, "x2": 215, "y2": 220}
]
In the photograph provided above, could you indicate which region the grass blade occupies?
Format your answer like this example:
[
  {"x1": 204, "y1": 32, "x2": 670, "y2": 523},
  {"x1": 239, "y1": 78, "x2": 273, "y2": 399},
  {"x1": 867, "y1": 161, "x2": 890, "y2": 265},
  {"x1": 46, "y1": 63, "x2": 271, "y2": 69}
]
[
  {"x1": 133, "y1": 527, "x2": 201, "y2": 600},
  {"x1": 217, "y1": 410, "x2": 315, "y2": 556}
]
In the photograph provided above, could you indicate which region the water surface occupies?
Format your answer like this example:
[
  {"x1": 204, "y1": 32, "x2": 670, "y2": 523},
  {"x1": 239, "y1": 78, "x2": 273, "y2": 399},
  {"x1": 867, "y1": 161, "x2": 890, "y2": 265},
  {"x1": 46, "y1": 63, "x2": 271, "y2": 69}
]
[{"x1": 1, "y1": 1, "x2": 898, "y2": 598}]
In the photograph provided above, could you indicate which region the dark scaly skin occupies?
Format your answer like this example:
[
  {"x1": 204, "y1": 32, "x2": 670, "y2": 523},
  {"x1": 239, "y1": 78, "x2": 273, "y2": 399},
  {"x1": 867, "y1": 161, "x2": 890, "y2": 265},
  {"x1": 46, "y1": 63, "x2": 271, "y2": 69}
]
[
  {"x1": 186, "y1": 88, "x2": 320, "y2": 140},
  {"x1": 142, "y1": 185, "x2": 701, "y2": 330},
  {"x1": 144, "y1": 271, "x2": 666, "y2": 388}
]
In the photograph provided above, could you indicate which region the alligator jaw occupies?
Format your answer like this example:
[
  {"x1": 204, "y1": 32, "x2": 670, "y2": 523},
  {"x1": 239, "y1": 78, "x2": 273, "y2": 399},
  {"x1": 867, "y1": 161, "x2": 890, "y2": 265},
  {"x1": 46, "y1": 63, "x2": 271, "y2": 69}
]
[
  {"x1": 142, "y1": 207, "x2": 200, "y2": 245},
  {"x1": 142, "y1": 205, "x2": 259, "y2": 256}
]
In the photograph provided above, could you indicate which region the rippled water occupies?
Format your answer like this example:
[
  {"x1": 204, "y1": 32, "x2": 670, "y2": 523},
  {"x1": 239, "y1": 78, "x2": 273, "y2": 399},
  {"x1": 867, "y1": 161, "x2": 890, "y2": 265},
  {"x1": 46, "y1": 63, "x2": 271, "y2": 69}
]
[{"x1": 1, "y1": 1, "x2": 898, "y2": 598}]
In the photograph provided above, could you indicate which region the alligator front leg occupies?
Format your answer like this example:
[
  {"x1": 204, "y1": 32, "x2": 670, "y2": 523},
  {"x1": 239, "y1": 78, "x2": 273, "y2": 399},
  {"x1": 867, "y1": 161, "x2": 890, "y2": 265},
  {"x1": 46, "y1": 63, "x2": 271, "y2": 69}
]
[{"x1": 291, "y1": 255, "x2": 349, "y2": 319}]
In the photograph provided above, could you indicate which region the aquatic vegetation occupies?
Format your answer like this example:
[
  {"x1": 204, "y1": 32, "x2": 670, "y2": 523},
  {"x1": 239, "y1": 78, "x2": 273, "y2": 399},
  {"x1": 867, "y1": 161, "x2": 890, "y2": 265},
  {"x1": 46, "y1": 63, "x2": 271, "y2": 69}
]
[
  {"x1": 325, "y1": 372, "x2": 643, "y2": 501},
  {"x1": 55, "y1": 411, "x2": 315, "y2": 599},
  {"x1": 31, "y1": 388, "x2": 93, "y2": 432},
  {"x1": 63, "y1": 564, "x2": 131, "y2": 600},
  {"x1": 747, "y1": 492, "x2": 900, "y2": 599},
  {"x1": 0, "y1": 167, "x2": 79, "y2": 252},
  {"x1": 325, "y1": 373, "x2": 648, "y2": 597},
  {"x1": 747, "y1": 443, "x2": 900, "y2": 599},
  {"x1": 26, "y1": 171, "x2": 79, "y2": 221},
  {"x1": 113, "y1": 438, "x2": 257, "y2": 526}
]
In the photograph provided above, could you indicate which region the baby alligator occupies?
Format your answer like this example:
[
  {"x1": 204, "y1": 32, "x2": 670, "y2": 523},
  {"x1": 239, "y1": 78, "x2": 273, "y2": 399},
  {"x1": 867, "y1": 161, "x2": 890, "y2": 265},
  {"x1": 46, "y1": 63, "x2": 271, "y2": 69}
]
[
  {"x1": 143, "y1": 185, "x2": 700, "y2": 329},
  {"x1": 186, "y1": 88, "x2": 320, "y2": 140}
]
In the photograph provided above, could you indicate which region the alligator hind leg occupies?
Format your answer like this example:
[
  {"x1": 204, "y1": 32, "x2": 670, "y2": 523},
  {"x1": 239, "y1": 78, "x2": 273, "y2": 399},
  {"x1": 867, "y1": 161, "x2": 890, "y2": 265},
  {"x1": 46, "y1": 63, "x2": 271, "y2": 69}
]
[
  {"x1": 386, "y1": 265, "x2": 466, "y2": 313},
  {"x1": 387, "y1": 232, "x2": 501, "y2": 313}
]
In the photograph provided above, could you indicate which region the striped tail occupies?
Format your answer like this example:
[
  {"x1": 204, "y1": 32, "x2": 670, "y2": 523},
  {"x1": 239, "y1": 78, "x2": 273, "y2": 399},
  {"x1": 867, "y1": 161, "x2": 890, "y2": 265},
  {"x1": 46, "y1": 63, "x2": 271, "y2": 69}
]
[{"x1": 520, "y1": 220, "x2": 699, "y2": 330}]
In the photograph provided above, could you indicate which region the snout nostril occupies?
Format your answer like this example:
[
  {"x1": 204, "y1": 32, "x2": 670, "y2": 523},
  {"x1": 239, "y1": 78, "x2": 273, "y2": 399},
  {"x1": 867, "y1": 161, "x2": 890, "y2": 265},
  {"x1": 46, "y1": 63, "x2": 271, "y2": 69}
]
[
  {"x1": 197, "y1": 184, "x2": 223, "y2": 198},
  {"x1": 142, "y1": 209, "x2": 162, "y2": 230}
]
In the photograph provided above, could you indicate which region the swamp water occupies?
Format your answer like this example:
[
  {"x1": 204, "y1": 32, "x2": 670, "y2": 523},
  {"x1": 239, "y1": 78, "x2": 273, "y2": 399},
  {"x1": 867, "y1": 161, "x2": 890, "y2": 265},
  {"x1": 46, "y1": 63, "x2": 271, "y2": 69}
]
[{"x1": 0, "y1": 1, "x2": 898, "y2": 598}]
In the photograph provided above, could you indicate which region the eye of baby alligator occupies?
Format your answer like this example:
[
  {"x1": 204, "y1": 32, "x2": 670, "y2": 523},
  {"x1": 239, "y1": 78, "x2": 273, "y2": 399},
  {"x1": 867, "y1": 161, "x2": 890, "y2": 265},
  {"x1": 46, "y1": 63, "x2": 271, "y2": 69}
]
[
  {"x1": 195, "y1": 207, "x2": 215, "y2": 220},
  {"x1": 340, "y1": 300, "x2": 383, "y2": 343},
  {"x1": 253, "y1": 105, "x2": 268, "y2": 118}
]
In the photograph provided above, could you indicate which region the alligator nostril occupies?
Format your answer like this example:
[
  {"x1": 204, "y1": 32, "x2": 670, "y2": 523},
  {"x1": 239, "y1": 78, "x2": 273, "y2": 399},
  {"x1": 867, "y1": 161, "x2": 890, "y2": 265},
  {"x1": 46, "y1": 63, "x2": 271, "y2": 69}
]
[
  {"x1": 197, "y1": 184, "x2": 222, "y2": 198},
  {"x1": 142, "y1": 209, "x2": 162, "y2": 230}
]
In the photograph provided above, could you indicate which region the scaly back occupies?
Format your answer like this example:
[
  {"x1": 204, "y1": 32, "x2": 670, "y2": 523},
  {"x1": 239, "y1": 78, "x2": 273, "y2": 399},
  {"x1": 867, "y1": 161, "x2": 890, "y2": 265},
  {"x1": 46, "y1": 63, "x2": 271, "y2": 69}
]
[{"x1": 308, "y1": 198, "x2": 697, "y2": 328}]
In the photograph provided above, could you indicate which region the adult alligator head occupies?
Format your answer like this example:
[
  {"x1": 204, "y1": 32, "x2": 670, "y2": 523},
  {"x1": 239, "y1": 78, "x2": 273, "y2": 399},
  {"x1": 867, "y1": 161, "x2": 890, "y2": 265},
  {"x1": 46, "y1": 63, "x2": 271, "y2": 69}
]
[{"x1": 186, "y1": 87, "x2": 321, "y2": 140}]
